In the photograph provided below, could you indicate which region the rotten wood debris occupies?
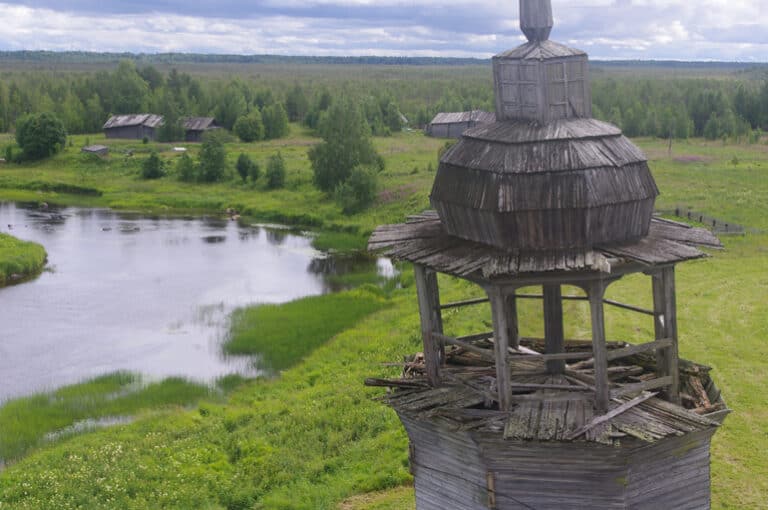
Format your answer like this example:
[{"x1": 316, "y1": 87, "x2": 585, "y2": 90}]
[{"x1": 368, "y1": 338, "x2": 727, "y2": 446}]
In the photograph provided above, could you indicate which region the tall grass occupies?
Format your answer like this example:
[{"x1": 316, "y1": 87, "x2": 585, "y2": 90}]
[
  {"x1": 0, "y1": 233, "x2": 46, "y2": 286},
  {"x1": 225, "y1": 288, "x2": 390, "y2": 371},
  {"x1": 0, "y1": 372, "x2": 214, "y2": 463}
]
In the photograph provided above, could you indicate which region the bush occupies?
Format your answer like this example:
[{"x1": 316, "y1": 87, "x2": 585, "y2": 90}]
[
  {"x1": 140, "y1": 151, "x2": 164, "y2": 179},
  {"x1": 15, "y1": 112, "x2": 67, "y2": 161},
  {"x1": 233, "y1": 111, "x2": 264, "y2": 143},
  {"x1": 335, "y1": 166, "x2": 378, "y2": 215},
  {"x1": 236, "y1": 153, "x2": 259, "y2": 182},
  {"x1": 265, "y1": 152, "x2": 286, "y2": 189},
  {"x1": 176, "y1": 153, "x2": 197, "y2": 182}
]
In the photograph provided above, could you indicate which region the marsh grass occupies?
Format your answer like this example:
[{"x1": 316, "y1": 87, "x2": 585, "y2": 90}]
[
  {"x1": 0, "y1": 372, "x2": 214, "y2": 463},
  {"x1": 225, "y1": 288, "x2": 391, "y2": 371},
  {"x1": 0, "y1": 233, "x2": 46, "y2": 286}
]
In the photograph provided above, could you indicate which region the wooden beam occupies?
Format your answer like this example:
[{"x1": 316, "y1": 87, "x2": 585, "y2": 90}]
[
  {"x1": 566, "y1": 391, "x2": 658, "y2": 440},
  {"x1": 652, "y1": 267, "x2": 681, "y2": 404},
  {"x1": 606, "y1": 338, "x2": 673, "y2": 361},
  {"x1": 610, "y1": 377, "x2": 674, "y2": 399},
  {"x1": 543, "y1": 284, "x2": 565, "y2": 374},
  {"x1": 506, "y1": 291, "x2": 520, "y2": 349},
  {"x1": 489, "y1": 287, "x2": 513, "y2": 411},
  {"x1": 603, "y1": 298, "x2": 655, "y2": 316},
  {"x1": 432, "y1": 332, "x2": 495, "y2": 362},
  {"x1": 588, "y1": 280, "x2": 610, "y2": 414},
  {"x1": 414, "y1": 264, "x2": 443, "y2": 386},
  {"x1": 439, "y1": 297, "x2": 489, "y2": 309},
  {"x1": 511, "y1": 350, "x2": 594, "y2": 362}
]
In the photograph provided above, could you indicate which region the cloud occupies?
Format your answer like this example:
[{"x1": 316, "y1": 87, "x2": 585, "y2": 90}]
[{"x1": 0, "y1": 1, "x2": 766, "y2": 60}]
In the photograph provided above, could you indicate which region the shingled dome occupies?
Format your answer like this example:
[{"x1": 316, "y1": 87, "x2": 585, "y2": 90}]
[{"x1": 430, "y1": 0, "x2": 658, "y2": 251}]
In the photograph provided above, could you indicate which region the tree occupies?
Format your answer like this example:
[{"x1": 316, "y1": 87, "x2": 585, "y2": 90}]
[
  {"x1": 198, "y1": 133, "x2": 227, "y2": 183},
  {"x1": 15, "y1": 112, "x2": 67, "y2": 160},
  {"x1": 233, "y1": 111, "x2": 264, "y2": 142},
  {"x1": 308, "y1": 98, "x2": 380, "y2": 192},
  {"x1": 335, "y1": 165, "x2": 378, "y2": 214},
  {"x1": 141, "y1": 151, "x2": 164, "y2": 179},
  {"x1": 176, "y1": 152, "x2": 197, "y2": 182},
  {"x1": 266, "y1": 152, "x2": 286, "y2": 189},
  {"x1": 216, "y1": 81, "x2": 248, "y2": 130},
  {"x1": 262, "y1": 103, "x2": 289, "y2": 140},
  {"x1": 236, "y1": 153, "x2": 259, "y2": 182},
  {"x1": 285, "y1": 84, "x2": 309, "y2": 122}
]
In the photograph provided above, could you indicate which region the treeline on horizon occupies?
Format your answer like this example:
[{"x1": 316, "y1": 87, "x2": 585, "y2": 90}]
[{"x1": 0, "y1": 54, "x2": 768, "y2": 142}]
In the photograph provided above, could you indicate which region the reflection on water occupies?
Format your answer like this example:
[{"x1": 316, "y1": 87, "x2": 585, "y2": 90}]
[{"x1": 0, "y1": 202, "x2": 390, "y2": 402}]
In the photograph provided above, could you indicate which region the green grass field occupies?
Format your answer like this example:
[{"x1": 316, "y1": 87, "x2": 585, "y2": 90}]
[
  {"x1": 0, "y1": 232, "x2": 46, "y2": 286},
  {"x1": 0, "y1": 133, "x2": 766, "y2": 509}
]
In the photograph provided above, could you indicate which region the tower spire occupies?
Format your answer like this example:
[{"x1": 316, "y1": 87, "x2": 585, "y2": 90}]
[{"x1": 520, "y1": 0, "x2": 553, "y2": 42}]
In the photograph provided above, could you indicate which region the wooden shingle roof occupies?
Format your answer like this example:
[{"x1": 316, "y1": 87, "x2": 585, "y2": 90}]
[{"x1": 368, "y1": 211, "x2": 721, "y2": 279}]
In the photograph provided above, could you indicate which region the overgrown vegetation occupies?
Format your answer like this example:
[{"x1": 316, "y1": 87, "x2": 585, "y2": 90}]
[
  {"x1": 0, "y1": 232, "x2": 47, "y2": 285},
  {"x1": 225, "y1": 288, "x2": 390, "y2": 371},
  {"x1": 15, "y1": 112, "x2": 67, "y2": 160},
  {"x1": 0, "y1": 372, "x2": 215, "y2": 463}
]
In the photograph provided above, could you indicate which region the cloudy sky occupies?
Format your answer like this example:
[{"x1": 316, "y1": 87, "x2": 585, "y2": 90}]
[{"x1": 0, "y1": 0, "x2": 765, "y2": 61}]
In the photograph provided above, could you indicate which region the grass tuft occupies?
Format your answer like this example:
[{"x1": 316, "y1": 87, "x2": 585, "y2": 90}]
[{"x1": 0, "y1": 233, "x2": 47, "y2": 286}]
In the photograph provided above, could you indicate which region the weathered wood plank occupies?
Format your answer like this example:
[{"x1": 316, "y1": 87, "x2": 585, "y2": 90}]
[{"x1": 566, "y1": 391, "x2": 658, "y2": 440}]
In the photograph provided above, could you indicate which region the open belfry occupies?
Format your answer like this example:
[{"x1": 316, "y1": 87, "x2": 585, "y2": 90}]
[{"x1": 367, "y1": 1, "x2": 729, "y2": 508}]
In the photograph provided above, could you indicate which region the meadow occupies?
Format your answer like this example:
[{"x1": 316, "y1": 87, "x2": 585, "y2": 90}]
[
  {"x1": 0, "y1": 129, "x2": 766, "y2": 509},
  {"x1": 0, "y1": 232, "x2": 46, "y2": 286}
]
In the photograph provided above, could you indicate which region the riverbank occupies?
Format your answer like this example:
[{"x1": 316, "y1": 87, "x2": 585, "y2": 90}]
[
  {"x1": 0, "y1": 137, "x2": 767, "y2": 508},
  {"x1": 0, "y1": 126, "x2": 445, "y2": 250},
  {"x1": 0, "y1": 233, "x2": 46, "y2": 286}
]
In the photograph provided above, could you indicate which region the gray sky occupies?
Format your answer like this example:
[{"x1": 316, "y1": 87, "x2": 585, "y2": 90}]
[{"x1": 0, "y1": 1, "x2": 765, "y2": 60}]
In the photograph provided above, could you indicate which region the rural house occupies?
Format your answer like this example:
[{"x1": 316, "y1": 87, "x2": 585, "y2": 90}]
[
  {"x1": 103, "y1": 114, "x2": 164, "y2": 141},
  {"x1": 426, "y1": 110, "x2": 495, "y2": 138},
  {"x1": 182, "y1": 117, "x2": 220, "y2": 142}
]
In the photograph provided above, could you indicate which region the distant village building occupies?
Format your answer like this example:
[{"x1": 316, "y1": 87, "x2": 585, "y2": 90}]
[
  {"x1": 103, "y1": 114, "x2": 164, "y2": 141},
  {"x1": 81, "y1": 145, "x2": 109, "y2": 157},
  {"x1": 182, "y1": 117, "x2": 220, "y2": 142},
  {"x1": 426, "y1": 110, "x2": 495, "y2": 138}
]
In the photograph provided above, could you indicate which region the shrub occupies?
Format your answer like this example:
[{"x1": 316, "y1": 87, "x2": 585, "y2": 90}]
[
  {"x1": 265, "y1": 152, "x2": 286, "y2": 189},
  {"x1": 334, "y1": 166, "x2": 378, "y2": 215},
  {"x1": 233, "y1": 111, "x2": 264, "y2": 143},
  {"x1": 140, "y1": 151, "x2": 164, "y2": 179},
  {"x1": 176, "y1": 152, "x2": 197, "y2": 182},
  {"x1": 15, "y1": 112, "x2": 67, "y2": 161},
  {"x1": 236, "y1": 153, "x2": 259, "y2": 182},
  {"x1": 262, "y1": 103, "x2": 289, "y2": 140}
]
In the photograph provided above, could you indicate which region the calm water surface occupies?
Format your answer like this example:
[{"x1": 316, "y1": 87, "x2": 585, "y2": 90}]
[{"x1": 0, "y1": 202, "x2": 388, "y2": 401}]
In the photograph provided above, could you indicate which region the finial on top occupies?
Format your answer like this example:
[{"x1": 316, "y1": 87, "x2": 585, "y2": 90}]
[{"x1": 520, "y1": 0, "x2": 553, "y2": 42}]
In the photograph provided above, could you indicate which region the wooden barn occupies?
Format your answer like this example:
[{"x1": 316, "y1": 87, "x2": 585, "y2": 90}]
[
  {"x1": 426, "y1": 110, "x2": 495, "y2": 138},
  {"x1": 103, "y1": 114, "x2": 164, "y2": 141},
  {"x1": 368, "y1": 1, "x2": 729, "y2": 508},
  {"x1": 182, "y1": 117, "x2": 220, "y2": 142}
]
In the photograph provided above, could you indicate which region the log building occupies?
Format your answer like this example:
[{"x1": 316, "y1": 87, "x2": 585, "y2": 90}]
[{"x1": 368, "y1": 1, "x2": 728, "y2": 508}]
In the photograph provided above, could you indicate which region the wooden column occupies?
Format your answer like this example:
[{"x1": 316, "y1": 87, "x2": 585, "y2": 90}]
[
  {"x1": 587, "y1": 280, "x2": 610, "y2": 414},
  {"x1": 506, "y1": 292, "x2": 520, "y2": 350},
  {"x1": 489, "y1": 286, "x2": 512, "y2": 411},
  {"x1": 413, "y1": 264, "x2": 444, "y2": 386},
  {"x1": 652, "y1": 266, "x2": 681, "y2": 404},
  {"x1": 543, "y1": 284, "x2": 565, "y2": 374}
]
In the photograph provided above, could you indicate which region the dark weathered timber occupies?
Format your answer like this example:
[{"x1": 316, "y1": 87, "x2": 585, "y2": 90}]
[
  {"x1": 414, "y1": 265, "x2": 444, "y2": 386},
  {"x1": 543, "y1": 285, "x2": 565, "y2": 374},
  {"x1": 489, "y1": 288, "x2": 513, "y2": 411},
  {"x1": 605, "y1": 338, "x2": 673, "y2": 362},
  {"x1": 652, "y1": 267, "x2": 681, "y2": 404},
  {"x1": 589, "y1": 281, "x2": 610, "y2": 413},
  {"x1": 368, "y1": 212, "x2": 714, "y2": 278}
]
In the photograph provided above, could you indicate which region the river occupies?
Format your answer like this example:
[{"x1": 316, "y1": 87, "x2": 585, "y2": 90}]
[{"x1": 0, "y1": 202, "x2": 389, "y2": 402}]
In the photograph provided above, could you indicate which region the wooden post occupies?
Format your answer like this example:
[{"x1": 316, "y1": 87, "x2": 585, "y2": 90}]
[
  {"x1": 587, "y1": 280, "x2": 609, "y2": 414},
  {"x1": 543, "y1": 284, "x2": 565, "y2": 374},
  {"x1": 506, "y1": 292, "x2": 520, "y2": 350},
  {"x1": 489, "y1": 286, "x2": 512, "y2": 411},
  {"x1": 413, "y1": 264, "x2": 444, "y2": 386},
  {"x1": 652, "y1": 266, "x2": 681, "y2": 404}
]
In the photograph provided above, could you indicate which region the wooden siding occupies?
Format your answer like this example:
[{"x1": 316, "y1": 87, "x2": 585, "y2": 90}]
[{"x1": 398, "y1": 413, "x2": 716, "y2": 509}]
